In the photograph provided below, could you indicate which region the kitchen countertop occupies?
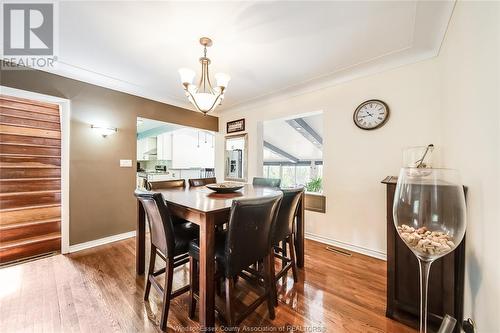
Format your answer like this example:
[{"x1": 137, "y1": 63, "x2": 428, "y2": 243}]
[{"x1": 137, "y1": 171, "x2": 173, "y2": 177}]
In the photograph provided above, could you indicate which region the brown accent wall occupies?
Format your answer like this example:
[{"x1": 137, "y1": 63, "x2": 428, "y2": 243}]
[{"x1": 1, "y1": 68, "x2": 218, "y2": 245}]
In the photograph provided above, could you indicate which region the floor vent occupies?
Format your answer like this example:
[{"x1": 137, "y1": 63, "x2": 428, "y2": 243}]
[{"x1": 326, "y1": 246, "x2": 352, "y2": 257}]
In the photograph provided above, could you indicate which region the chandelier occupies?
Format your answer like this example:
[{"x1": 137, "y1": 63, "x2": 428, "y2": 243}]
[{"x1": 178, "y1": 37, "x2": 230, "y2": 115}]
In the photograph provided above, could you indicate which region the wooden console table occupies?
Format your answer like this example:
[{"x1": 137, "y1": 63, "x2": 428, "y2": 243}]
[{"x1": 382, "y1": 176, "x2": 466, "y2": 333}]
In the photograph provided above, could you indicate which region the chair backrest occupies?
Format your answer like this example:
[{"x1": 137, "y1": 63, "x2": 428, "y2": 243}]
[
  {"x1": 252, "y1": 177, "x2": 281, "y2": 188},
  {"x1": 147, "y1": 179, "x2": 186, "y2": 191},
  {"x1": 224, "y1": 193, "x2": 283, "y2": 277},
  {"x1": 188, "y1": 177, "x2": 216, "y2": 187},
  {"x1": 134, "y1": 190, "x2": 175, "y2": 258},
  {"x1": 272, "y1": 187, "x2": 304, "y2": 244}
]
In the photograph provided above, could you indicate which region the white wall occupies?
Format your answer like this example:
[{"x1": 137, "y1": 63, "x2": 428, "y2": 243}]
[
  {"x1": 438, "y1": 1, "x2": 500, "y2": 331},
  {"x1": 216, "y1": 59, "x2": 443, "y2": 258},
  {"x1": 216, "y1": 2, "x2": 499, "y2": 328}
]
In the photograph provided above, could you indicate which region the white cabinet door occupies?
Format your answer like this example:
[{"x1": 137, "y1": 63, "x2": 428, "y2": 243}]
[
  {"x1": 172, "y1": 129, "x2": 199, "y2": 169},
  {"x1": 157, "y1": 133, "x2": 172, "y2": 160},
  {"x1": 171, "y1": 128, "x2": 214, "y2": 168},
  {"x1": 137, "y1": 137, "x2": 157, "y2": 161},
  {"x1": 137, "y1": 138, "x2": 147, "y2": 160}
]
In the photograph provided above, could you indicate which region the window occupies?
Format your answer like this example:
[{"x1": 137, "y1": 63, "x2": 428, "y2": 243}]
[
  {"x1": 281, "y1": 165, "x2": 296, "y2": 187},
  {"x1": 268, "y1": 165, "x2": 280, "y2": 179},
  {"x1": 262, "y1": 165, "x2": 269, "y2": 178},
  {"x1": 295, "y1": 165, "x2": 310, "y2": 186},
  {"x1": 262, "y1": 163, "x2": 322, "y2": 192}
]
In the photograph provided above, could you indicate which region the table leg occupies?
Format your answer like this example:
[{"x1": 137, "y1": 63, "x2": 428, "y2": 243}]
[
  {"x1": 295, "y1": 192, "x2": 305, "y2": 268},
  {"x1": 199, "y1": 213, "x2": 215, "y2": 331},
  {"x1": 136, "y1": 200, "x2": 146, "y2": 275}
]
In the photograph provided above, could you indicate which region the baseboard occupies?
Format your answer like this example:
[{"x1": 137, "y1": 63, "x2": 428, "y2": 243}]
[
  {"x1": 69, "y1": 231, "x2": 136, "y2": 253},
  {"x1": 305, "y1": 232, "x2": 387, "y2": 261}
]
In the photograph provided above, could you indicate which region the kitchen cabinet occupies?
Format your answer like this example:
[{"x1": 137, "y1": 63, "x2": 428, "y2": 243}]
[
  {"x1": 171, "y1": 128, "x2": 214, "y2": 169},
  {"x1": 157, "y1": 133, "x2": 172, "y2": 160},
  {"x1": 137, "y1": 137, "x2": 157, "y2": 161}
]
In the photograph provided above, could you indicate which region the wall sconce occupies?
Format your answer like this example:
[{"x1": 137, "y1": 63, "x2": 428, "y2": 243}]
[{"x1": 91, "y1": 124, "x2": 117, "y2": 137}]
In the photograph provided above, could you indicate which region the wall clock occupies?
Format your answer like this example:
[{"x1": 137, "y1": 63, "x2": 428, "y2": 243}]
[{"x1": 353, "y1": 99, "x2": 390, "y2": 130}]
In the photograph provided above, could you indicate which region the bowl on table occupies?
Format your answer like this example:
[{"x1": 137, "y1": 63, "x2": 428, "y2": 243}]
[{"x1": 206, "y1": 182, "x2": 244, "y2": 193}]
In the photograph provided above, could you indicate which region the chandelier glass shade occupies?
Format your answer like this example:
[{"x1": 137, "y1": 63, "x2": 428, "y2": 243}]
[{"x1": 178, "y1": 37, "x2": 230, "y2": 114}]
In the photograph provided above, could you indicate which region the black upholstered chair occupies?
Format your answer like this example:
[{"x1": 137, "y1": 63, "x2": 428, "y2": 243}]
[
  {"x1": 188, "y1": 177, "x2": 216, "y2": 187},
  {"x1": 252, "y1": 177, "x2": 281, "y2": 188},
  {"x1": 270, "y1": 187, "x2": 304, "y2": 304},
  {"x1": 134, "y1": 190, "x2": 198, "y2": 331},
  {"x1": 146, "y1": 179, "x2": 193, "y2": 226},
  {"x1": 188, "y1": 193, "x2": 283, "y2": 326}
]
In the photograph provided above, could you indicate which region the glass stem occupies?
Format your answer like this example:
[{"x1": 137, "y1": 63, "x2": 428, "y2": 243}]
[{"x1": 418, "y1": 259, "x2": 433, "y2": 333}]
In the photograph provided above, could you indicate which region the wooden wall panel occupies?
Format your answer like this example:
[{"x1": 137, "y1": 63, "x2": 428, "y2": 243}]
[
  {"x1": 0, "y1": 114, "x2": 61, "y2": 130},
  {"x1": 0, "y1": 106, "x2": 61, "y2": 122},
  {"x1": 0, "y1": 133, "x2": 61, "y2": 146},
  {"x1": 0, "y1": 168, "x2": 61, "y2": 179},
  {"x1": 0, "y1": 124, "x2": 61, "y2": 139},
  {"x1": 0, "y1": 95, "x2": 61, "y2": 264},
  {"x1": 0, "y1": 205, "x2": 61, "y2": 226},
  {"x1": 0, "y1": 143, "x2": 61, "y2": 156},
  {"x1": 0, "y1": 155, "x2": 61, "y2": 168},
  {"x1": 0, "y1": 96, "x2": 60, "y2": 114},
  {"x1": 0, "y1": 178, "x2": 60, "y2": 193},
  {"x1": 0, "y1": 191, "x2": 61, "y2": 210}
]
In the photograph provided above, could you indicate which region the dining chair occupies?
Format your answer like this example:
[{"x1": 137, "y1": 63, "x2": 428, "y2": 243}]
[
  {"x1": 146, "y1": 179, "x2": 191, "y2": 226},
  {"x1": 188, "y1": 177, "x2": 216, "y2": 187},
  {"x1": 270, "y1": 187, "x2": 304, "y2": 305},
  {"x1": 252, "y1": 177, "x2": 281, "y2": 188},
  {"x1": 147, "y1": 178, "x2": 186, "y2": 191},
  {"x1": 134, "y1": 190, "x2": 198, "y2": 331},
  {"x1": 188, "y1": 193, "x2": 283, "y2": 326}
]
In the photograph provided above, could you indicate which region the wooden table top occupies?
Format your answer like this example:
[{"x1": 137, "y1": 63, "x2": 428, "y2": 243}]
[{"x1": 155, "y1": 184, "x2": 281, "y2": 213}]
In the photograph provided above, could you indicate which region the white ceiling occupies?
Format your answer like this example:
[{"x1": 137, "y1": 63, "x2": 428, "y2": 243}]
[
  {"x1": 264, "y1": 114, "x2": 323, "y2": 162},
  {"x1": 42, "y1": 1, "x2": 454, "y2": 113}
]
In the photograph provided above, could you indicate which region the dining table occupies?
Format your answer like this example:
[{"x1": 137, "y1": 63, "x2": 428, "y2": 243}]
[{"x1": 135, "y1": 184, "x2": 305, "y2": 331}]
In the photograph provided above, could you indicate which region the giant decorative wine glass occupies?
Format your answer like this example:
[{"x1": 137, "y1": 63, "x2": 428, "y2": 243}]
[{"x1": 393, "y1": 168, "x2": 466, "y2": 333}]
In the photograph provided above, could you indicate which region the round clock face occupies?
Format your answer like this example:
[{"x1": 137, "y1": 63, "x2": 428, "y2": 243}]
[{"x1": 353, "y1": 100, "x2": 390, "y2": 130}]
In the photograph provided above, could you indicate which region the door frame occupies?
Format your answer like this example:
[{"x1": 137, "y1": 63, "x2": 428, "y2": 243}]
[{"x1": 1, "y1": 85, "x2": 71, "y2": 254}]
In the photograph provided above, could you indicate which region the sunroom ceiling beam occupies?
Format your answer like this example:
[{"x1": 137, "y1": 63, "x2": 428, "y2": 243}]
[
  {"x1": 263, "y1": 141, "x2": 299, "y2": 163},
  {"x1": 286, "y1": 118, "x2": 323, "y2": 149}
]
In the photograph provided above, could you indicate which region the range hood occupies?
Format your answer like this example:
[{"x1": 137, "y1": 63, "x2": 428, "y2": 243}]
[{"x1": 144, "y1": 148, "x2": 157, "y2": 155}]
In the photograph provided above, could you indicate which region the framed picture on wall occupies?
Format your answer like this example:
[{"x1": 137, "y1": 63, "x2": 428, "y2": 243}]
[{"x1": 226, "y1": 118, "x2": 245, "y2": 134}]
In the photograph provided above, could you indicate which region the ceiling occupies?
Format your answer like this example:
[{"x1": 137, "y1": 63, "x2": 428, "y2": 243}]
[
  {"x1": 264, "y1": 114, "x2": 323, "y2": 162},
  {"x1": 43, "y1": 1, "x2": 454, "y2": 112}
]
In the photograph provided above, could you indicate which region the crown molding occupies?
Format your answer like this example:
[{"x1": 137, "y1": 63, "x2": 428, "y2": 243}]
[
  {"x1": 37, "y1": 59, "x2": 197, "y2": 111},
  {"x1": 2, "y1": 1, "x2": 453, "y2": 118}
]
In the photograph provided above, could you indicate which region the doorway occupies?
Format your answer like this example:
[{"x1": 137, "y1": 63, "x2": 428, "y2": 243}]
[
  {"x1": 136, "y1": 117, "x2": 215, "y2": 189},
  {"x1": 262, "y1": 113, "x2": 323, "y2": 191}
]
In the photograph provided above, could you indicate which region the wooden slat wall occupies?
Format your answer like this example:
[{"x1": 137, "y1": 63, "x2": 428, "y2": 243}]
[{"x1": 0, "y1": 95, "x2": 61, "y2": 264}]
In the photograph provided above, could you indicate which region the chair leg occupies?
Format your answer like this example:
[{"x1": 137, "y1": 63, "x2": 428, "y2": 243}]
[
  {"x1": 160, "y1": 259, "x2": 174, "y2": 331},
  {"x1": 188, "y1": 257, "x2": 197, "y2": 319},
  {"x1": 225, "y1": 277, "x2": 235, "y2": 326},
  {"x1": 269, "y1": 251, "x2": 278, "y2": 306},
  {"x1": 281, "y1": 240, "x2": 288, "y2": 272},
  {"x1": 144, "y1": 245, "x2": 157, "y2": 301},
  {"x1": 263, "y1": 253, "x2": 276, "y2": 320},
  {"x1": 215, "y1": 277, "x2": 222, "y2": 296},
  {"x1": 288, "y1": 234, "x2": 299, "y2": 283}
]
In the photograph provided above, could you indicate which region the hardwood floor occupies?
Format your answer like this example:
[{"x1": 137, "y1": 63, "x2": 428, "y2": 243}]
[{"x1": 0, "y1": 238, "x2": 416, "y2": 332}]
